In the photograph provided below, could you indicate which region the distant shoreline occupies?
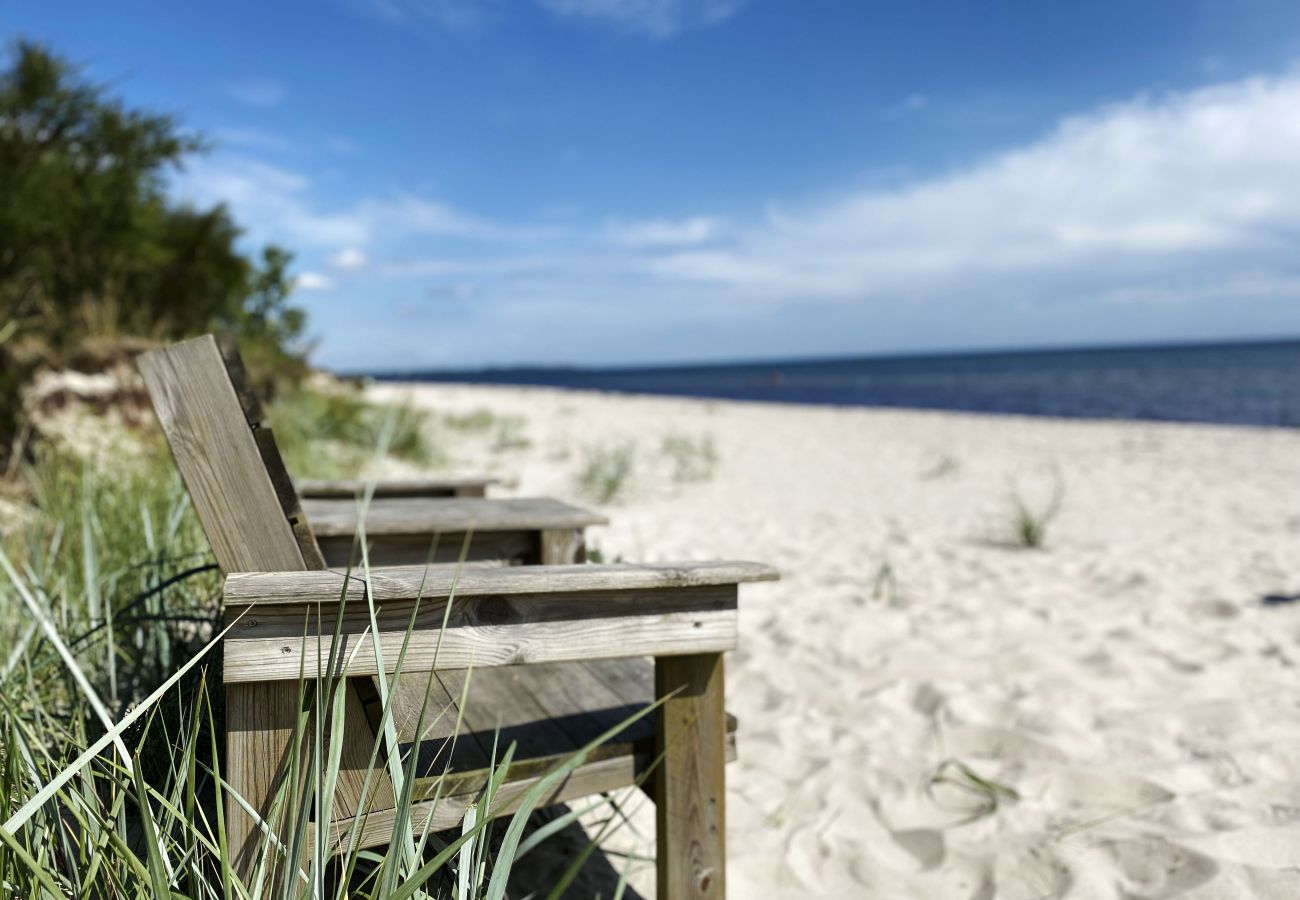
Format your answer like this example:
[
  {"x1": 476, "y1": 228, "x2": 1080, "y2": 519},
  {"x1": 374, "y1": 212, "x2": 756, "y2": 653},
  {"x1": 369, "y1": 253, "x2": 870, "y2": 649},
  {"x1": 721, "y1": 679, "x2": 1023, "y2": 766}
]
[
  {"x1": 358, "y1": 337, "x2": 1300, "y2": 429},
  {"x1": 358, "y1": 334, "x2": 1300, "y2": 381}
]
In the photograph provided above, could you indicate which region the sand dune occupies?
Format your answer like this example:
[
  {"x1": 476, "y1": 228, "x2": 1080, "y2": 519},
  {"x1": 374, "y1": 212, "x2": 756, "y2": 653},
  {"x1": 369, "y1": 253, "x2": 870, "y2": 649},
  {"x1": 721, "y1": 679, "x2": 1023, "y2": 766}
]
[{"x1": 369, "y1": 381, "x2": 1300, "y2": 899}]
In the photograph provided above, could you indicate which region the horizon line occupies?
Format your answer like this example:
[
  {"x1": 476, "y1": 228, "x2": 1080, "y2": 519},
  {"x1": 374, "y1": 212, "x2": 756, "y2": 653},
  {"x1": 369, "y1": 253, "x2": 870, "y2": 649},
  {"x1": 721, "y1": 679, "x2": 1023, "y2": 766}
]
[{"x1": 345, "y1": 333, "x2": 1300, "y2": 379}]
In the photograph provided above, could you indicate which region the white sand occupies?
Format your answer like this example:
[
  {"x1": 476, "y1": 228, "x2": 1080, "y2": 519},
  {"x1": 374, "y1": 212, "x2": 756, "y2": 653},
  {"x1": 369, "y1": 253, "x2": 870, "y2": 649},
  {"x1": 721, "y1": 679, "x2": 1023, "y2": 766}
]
[{"x1": 368, "y1": 381, "x2": 1300, "y2": 899}]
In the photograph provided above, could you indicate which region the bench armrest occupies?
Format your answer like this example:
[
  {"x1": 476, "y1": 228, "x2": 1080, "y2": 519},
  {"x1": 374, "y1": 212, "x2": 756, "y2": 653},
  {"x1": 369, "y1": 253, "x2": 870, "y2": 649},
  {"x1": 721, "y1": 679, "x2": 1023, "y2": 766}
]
[{"x1": 221, "y1": 562, "x2": 778, "y2": 683}]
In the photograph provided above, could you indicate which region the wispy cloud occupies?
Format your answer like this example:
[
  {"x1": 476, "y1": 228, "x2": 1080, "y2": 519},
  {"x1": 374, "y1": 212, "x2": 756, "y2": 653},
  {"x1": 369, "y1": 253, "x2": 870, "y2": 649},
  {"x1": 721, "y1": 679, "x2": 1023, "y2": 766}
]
[
  {"x1": 173, "y1": 157, "x2": 369, "y2": 247},
  {"x1": 225, "y1": 78, "x2": 288, "y2": 108},
  {"x1": 534, "y1": 0, "x2": 746, "y2": 36},
  {"x1": 328, "y1": 247, "x2": 370, "y2": 271},
  {"x1": 359, "y1": 0, "x2": 745, "y2": 36},
  {"x1": 605, "y1": 215, "x2": 721, "y2": 246},
  {"x1": 296, "y1": 271, "x2": 336, "y2": 291},
  {"x1": 172, "y1": 156, "x2": 533, "y2": 250}
]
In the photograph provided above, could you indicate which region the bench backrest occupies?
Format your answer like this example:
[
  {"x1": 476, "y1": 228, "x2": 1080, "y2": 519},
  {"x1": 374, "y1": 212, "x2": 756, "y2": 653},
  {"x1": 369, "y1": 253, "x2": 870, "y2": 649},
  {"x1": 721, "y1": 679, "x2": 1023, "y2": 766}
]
[{"x1": 138, "y1": 334, "x2": 326, "y2": 574}]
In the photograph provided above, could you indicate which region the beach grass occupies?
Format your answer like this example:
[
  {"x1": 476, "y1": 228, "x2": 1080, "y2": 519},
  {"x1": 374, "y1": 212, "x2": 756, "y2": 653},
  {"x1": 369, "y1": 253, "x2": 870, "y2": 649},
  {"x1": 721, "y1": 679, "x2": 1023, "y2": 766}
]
[
  {"x1": 660, "y1": 432, "x2": 717, "y2": 484},
  {"x1": 271, "y1": 386, "x2": 443, "y2": 480},
  {"x1": 0, "y1": 412, "x2": 643, "y2": 898},
  {"x1": 576, "y1": 442, "x2": 636, "y2": 503},
  {"x1": 1008, "y1": 471, "x2": 1065, "y2": 549}
]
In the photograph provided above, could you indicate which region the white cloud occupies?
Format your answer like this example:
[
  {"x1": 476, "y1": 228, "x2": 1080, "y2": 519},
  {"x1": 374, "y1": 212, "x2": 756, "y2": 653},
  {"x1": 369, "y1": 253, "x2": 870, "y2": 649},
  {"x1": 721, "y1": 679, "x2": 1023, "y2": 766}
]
[
  {"x1": 180, "y1": 69, "x2": 1300, "y2": 369},
  {"x1": 173, "y1": 157, "x2": 369, "y2": 247},
  {"x1": 328, "y1": 247, "x2": 370, "y2": 271},
  {"x1": 606, "y1": 215, "x2": 721, "y2": 247},
  {"x1": 226, "y1": 78, "x2": 288, "y2": 108},
  {"x1": 647, "y1": 73, "x2": 1300, "y2": 303},
  {"x1": 296, "y1": 271, "x2": 336, "y2": 291},
  {"x1": 535, "y1": 0, "x2": 745, "y2": 36},
  {"x1": 360, "y1": 195, "x2": 502, "y2": 239},
  {"x1": 171, "y1": 157, "x2": 528, "y2": 251}
]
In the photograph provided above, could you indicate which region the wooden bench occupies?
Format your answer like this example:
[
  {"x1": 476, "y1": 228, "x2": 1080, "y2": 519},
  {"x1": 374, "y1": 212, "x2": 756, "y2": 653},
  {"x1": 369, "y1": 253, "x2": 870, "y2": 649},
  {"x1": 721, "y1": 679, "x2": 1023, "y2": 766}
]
[
  {"x1": 302, "y1": 495, "x2": 607, "y2": 567},
  {"x1": 139, "y1": 335, "x2": 776, "y2": 899},
  {"x1": 173, "y1": 333, "x2": 603, "y2": 567}
]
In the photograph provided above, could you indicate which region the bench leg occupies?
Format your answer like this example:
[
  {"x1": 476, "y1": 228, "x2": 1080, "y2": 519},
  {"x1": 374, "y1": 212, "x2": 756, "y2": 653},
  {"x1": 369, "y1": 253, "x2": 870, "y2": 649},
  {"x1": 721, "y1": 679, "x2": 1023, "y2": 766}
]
[
  {"x1": 226, "y1": 681, "x2": 300, "y2": 894},
  {"x1": 655, "y1": 653, "x2": 727, "y2": 899},
  {"x1": 540, "y1": 527, "x2": 586, "y2": 565}
]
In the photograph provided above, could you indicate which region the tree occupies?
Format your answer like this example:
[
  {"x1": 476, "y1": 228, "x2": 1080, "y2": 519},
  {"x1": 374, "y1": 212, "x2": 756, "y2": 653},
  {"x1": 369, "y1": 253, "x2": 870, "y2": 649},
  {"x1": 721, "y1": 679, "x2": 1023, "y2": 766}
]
[{"x1": 0, "y1": 41, "x2": 309, "y2": 465}]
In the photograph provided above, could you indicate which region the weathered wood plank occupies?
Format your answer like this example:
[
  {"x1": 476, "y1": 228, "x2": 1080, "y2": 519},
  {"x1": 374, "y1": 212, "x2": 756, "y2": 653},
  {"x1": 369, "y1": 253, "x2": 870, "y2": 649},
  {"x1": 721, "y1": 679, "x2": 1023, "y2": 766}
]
[
  {"x1": 297, "y1": 477, "x2": 496, "y2": 499},
  {"x1": 224, "y1": 560, "x2": 779, "y2": 607},
  {"x1": 383, "y1": 661, "x2": 662, "y2": 783},
  {"x1": 213, "y1": 333, "x2": 326, "y2": 570},
  {"x1": 315, "y1": 530, "x2": 538, "y2": 569},
  {"x1": 223, "y1": 585, "x2": 739, "y2": 682},
  {"x1": 301, "y1": 496, "x2": 608, "y2": 537},
  {"x1": 331, "y1": 659, "x2": 741, "y2": 847},
  {"x1": 225, "y1": 682, "x2": 302, "y2": 884},
  {"x1": 323, "y1": 753, "x2": 640, "y2": 850},
  {"x1": 326, "y1": 678, "x2": 397, "y2": 821},
  {"x1": 140, "y1": 334, "x2": 369, "y2": 893},
  {"x1": 321, "y1": 730, "x2": 738, "y2": 851},
  {"x1": 656, "y1": 653, "x2": 727, "y2": 900},
  {"x1": 138, "y1": 335, "x2": 310, "y2": 573},
  {"x1": 434, "y1": 668, "x2": 578, "y2": 769}
]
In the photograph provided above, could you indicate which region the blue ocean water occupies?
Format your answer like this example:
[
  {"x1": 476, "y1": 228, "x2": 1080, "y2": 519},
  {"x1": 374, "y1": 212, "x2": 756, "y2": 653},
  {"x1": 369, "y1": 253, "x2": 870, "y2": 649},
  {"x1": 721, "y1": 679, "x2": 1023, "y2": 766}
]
[{"x1": 372, "y1": 339, "x2": 1300, "y2": 428}]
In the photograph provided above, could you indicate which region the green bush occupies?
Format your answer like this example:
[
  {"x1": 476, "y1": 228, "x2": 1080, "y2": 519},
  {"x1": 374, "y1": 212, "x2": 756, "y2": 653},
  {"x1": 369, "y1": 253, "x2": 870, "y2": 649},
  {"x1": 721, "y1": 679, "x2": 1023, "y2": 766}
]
[{"x1": 0, "y1": 42, "x2": 311, "y2": 468}]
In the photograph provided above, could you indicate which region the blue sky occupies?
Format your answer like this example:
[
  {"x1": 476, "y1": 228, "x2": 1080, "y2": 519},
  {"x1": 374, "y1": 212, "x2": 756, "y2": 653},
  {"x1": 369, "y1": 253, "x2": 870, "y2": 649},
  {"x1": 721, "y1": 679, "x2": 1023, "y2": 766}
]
[{"x1": 7, "y1": 0, "x2": 1300, "y2": 370}]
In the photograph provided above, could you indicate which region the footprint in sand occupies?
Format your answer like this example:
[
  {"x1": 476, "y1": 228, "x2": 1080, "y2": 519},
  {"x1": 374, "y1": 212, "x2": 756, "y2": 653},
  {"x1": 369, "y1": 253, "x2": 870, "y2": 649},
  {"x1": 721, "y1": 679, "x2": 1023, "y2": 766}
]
[
  {"x1": 888, "y1": 827, "x2": 945, "y2": 871},
  {"x1": 1105, "y1": 836, "x2": 1219, "y2": 895},
  {"x1": 1044, "y1": 768, "x2": 1175, "y2": 810}
]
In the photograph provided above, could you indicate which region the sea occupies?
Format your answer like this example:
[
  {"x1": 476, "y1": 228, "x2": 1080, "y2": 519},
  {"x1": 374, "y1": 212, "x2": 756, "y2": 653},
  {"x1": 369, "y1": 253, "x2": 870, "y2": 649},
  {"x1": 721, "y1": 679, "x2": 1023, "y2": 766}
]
[{"x1": 371, "y1": 338, "x2": 1300, "y2": 428}]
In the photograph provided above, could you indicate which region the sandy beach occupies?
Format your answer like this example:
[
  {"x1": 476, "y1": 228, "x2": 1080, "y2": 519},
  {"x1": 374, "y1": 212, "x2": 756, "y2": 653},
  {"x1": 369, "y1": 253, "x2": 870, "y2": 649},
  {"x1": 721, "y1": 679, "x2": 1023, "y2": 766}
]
[{"x1": 368, "y1": 380, "x2": 1300, "y2": 899}]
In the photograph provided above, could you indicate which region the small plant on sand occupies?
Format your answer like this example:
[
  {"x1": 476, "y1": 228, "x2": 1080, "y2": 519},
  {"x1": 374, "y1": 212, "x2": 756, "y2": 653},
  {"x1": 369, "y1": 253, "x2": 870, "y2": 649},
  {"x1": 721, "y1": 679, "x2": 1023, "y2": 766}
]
[
  {"x1": 660, "y1": 432, "x2": 718, "y2": 483},
  {"x1": 444, "y1": 407, "x2": 497, "y2": 431},
  {"x1": 577, "y1": 442, "x2": 636, "y2": 503},
  {"x1": 585, "y1": 545, "x2": 625, "y2": 565},
  {"x1": 920, "y1": 452, "x2": 960, "y2": 480},
  {"x1": 871, "y1": 560, "x2": 902, "y2": 606},
  {"x1": 492, "y1": 416, "x2": 531, "y2": 453},
  {"x1": 1007, "y1": 470, "x2": 1065, "y2": 549},
  {"x1": 930, "y1": 758, "x2": 1020, "y2": 824}
]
